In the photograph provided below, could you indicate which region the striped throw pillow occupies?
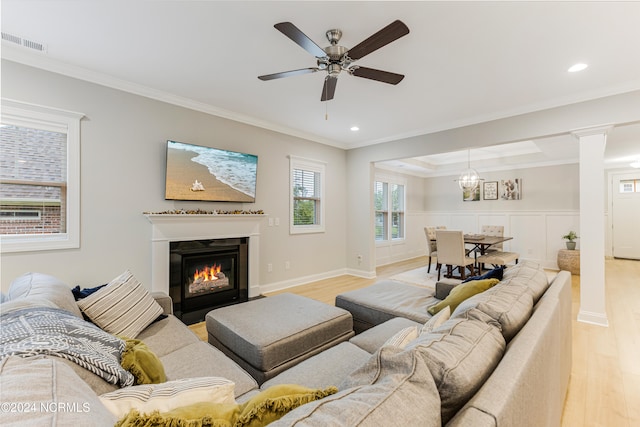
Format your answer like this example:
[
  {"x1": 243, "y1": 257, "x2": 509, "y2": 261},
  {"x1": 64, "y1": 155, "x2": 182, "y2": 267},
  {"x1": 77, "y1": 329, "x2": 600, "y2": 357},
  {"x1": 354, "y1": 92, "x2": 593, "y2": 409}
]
[
  {"x1": 99, "y1": 377, "x2": 236, "y2": 418},
  {"x1": 383, "y1": 326, "x2": 419, "y2": 349},
  {"x1": 77, "y1": 270, "x2": 163, "y2": 338}
]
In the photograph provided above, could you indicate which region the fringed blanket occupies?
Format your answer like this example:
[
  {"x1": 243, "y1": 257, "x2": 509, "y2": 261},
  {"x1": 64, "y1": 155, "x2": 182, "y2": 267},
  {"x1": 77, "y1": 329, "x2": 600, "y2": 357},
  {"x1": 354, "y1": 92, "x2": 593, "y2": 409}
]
[{"x1": 0, "y1": 306, "x2": 134, "y2": 387}]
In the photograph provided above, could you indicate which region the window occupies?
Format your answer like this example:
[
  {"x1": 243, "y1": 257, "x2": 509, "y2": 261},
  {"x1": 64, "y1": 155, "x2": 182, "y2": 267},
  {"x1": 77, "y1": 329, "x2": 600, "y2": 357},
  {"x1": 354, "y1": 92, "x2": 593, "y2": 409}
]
[
  {"x1": 620, "y1": 179, "x2": 640, "y2": 193},
  {"x1": 375, "y1": 177, "x2": 405, "y2": 241},
  {"x1": 290, "y1": 156, "x2": 325, "y2": 234},
  {"x1": 1, "y1": 99, "x2": 83, "y2": 252}
]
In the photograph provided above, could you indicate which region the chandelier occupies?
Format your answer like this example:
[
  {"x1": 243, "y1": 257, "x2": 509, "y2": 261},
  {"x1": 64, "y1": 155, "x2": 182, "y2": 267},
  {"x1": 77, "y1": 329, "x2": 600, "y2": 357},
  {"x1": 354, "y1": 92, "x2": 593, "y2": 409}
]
[{"x1": 457, "y1": 150, "x2": 482, "y2": 191}]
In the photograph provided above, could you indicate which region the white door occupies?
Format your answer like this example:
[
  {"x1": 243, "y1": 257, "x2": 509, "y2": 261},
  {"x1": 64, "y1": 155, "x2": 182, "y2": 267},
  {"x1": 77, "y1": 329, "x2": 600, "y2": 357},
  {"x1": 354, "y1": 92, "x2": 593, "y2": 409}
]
[{"x1": 612, "y1": 173, "x2": 640, "y2": 259}]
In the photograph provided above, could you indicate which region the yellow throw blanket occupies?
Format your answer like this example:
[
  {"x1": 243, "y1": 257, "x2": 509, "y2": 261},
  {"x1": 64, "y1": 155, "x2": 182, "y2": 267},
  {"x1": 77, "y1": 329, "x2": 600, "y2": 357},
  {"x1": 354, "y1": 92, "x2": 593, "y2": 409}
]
[{"x1": 121, "y1": 338, "x2": 166, "y2": 385}]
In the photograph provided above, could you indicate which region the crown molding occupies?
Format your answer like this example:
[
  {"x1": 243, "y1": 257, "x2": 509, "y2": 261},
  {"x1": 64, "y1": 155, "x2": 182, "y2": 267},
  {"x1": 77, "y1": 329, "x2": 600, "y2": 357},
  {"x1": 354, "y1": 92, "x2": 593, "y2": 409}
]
[{"x1": 2, "y1": 45, "x2": 348, "y2": 150}]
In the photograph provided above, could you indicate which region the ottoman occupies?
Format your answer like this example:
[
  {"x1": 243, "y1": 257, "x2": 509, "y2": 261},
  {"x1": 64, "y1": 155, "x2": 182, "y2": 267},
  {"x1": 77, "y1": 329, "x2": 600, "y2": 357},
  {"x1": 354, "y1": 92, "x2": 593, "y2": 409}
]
[
  {"x1": 335, "y1": 280, "x2": 439, "y2": 333},
  {"x1": 206, "y1": 293, "x2": 354, "y2": 384}
]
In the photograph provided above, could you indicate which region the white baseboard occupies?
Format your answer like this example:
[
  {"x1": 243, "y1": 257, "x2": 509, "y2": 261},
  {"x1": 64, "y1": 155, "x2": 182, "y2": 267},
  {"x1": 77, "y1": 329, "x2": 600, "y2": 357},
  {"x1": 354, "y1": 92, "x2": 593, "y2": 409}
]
[
  {"x1": 577, "y1": 309, "x2": 609, "y2": 327},
  {"x1": 345, "y1": 268, "x2": 376, "y2": 279}
]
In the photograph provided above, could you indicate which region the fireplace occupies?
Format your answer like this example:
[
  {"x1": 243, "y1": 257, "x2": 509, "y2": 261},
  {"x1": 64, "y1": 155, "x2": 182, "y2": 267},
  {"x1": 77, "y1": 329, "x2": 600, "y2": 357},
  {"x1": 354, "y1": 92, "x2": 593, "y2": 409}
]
[{"x1": 170, "y1": 238, "x2": 248, "y2": 324}]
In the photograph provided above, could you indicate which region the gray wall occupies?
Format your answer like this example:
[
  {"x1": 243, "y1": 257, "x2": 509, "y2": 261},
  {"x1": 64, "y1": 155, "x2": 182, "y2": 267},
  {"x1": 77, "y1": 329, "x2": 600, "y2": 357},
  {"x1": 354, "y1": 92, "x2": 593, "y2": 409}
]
[
  {"x1": 1, "y1": 61, "x2": 347, "y2": 290},
  {"x1": 422, "y1": 163, "x2": 580, "y2": 211}
]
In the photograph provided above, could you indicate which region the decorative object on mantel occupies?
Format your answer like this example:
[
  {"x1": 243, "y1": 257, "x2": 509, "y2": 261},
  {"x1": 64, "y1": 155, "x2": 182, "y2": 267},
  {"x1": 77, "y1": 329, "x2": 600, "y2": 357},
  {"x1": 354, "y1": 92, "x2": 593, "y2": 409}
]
[
  {"x1": 143, "y1": 209, "x2": 265, "y2": 215},
  {"x1": 500, "y1": 178, "x2": 521, "y2": 200},
  {"x1": 457, "y1": 149, "x2": 482, "y2": 192},
  {"x1": 562, "y1": 230, "x2": 579, "y2": 250},
  {"x1": 483, "y1": 181, "x2": 498, "y2": 200}
]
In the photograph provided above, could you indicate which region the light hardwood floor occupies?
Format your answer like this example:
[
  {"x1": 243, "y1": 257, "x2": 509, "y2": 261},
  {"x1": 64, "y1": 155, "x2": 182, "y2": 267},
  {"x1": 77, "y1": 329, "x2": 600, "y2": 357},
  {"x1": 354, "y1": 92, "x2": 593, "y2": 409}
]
[{"x1": 189, "y1": 256, "x2": 640, "y2": 427}]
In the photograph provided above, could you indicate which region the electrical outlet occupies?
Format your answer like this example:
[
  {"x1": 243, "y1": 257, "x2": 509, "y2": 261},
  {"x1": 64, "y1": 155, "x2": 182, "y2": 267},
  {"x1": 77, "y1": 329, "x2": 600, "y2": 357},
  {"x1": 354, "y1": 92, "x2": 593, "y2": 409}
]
[
  {"x1": 285, "y1": 261, "x2": 290, "y2": 270},
  {"x1": 275, "y1": 217, "x2": 280, "y2": 226},
  {"x1": 268, "y1": 218, "x2": 274, "y2": 227},
  {"x1": 267, "y1": 263, "x2": 273, "y2": 272}
]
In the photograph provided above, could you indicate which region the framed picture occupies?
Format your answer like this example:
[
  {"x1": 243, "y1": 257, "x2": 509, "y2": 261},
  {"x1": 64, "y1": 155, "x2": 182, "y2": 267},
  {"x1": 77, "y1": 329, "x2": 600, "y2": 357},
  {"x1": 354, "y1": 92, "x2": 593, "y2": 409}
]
[
  {"x1": 463, "y1": 185, "x2": 480, "y2": 202},
  {"x1": 483, "y1": 181, "x2": 498, "y2": 200},
  {"x1": 501, "y1": 178, "x2": 522, "y2": 200}
]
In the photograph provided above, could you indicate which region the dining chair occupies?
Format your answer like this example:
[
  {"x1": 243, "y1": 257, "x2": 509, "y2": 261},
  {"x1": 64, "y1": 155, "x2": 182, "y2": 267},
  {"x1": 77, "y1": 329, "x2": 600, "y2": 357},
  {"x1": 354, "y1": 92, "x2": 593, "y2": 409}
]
[
  {"x1": 435, "y1": 230, "x2": 476, "y2": 280},
  {"x1": 424, "y1": 225, "x2": 446, "y2": 273},
  {"x1": 481, "y1": 225, "x2": 504, "y2": 252}
]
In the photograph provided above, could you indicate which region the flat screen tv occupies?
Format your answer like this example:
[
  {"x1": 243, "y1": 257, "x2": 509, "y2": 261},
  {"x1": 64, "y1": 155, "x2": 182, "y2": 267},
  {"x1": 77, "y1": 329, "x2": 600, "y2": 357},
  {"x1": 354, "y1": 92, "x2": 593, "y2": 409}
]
[{"x1": 165, "y1": 140, "x2": 258, "y2": 203}]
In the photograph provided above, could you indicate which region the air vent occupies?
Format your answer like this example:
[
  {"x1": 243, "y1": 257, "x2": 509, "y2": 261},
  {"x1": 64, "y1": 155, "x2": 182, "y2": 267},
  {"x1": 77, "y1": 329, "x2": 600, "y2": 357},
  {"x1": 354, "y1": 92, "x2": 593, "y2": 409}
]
[{"x1": 1, "y1": 32, "x2": 47, "y2": 52}]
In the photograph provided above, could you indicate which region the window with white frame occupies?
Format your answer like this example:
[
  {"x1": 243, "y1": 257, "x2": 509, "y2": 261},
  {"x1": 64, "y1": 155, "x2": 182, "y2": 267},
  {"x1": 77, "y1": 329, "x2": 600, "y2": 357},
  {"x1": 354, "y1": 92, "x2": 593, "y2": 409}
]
[
  {"x1": 0, "y1": 99, "x2": 83, "y2": 252},
  {"x1": 619, "y1": 179, "x2": 640, "y2": 193},
  {"x1": 290, "y1": 156, "x2": 325, "y2": 234},
  {"x1": 374, "y1": 178, "x2": 405, "y2": 241}
]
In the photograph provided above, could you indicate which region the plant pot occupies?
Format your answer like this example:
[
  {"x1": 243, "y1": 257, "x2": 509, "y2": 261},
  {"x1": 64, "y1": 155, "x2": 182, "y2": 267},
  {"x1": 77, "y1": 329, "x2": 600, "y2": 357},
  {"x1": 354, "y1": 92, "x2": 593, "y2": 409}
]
[{"x1": 565, "y1": 242, "x2": 576, "y2": 250}]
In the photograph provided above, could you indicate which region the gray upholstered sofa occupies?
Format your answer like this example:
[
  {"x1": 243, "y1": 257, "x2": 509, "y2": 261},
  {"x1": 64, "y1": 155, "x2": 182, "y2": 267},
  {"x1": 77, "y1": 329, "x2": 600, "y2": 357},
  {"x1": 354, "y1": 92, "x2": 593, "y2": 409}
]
[{"x1": 0, "y1": 261, "x2": 571, "y2": 426}]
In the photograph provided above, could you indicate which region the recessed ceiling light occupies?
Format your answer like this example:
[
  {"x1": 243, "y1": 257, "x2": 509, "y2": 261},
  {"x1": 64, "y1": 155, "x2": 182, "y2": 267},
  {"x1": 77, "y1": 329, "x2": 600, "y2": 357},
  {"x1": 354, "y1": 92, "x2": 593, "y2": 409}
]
[
  {"x1": 630, "y1": 160, "x2": 640, "y2": 168},
  {"x1": 350, "y1": 126, "x2": 360, "y2": 132},
  {"x1": 568, "y1": 63, "x2": 588, "y2": 73}
]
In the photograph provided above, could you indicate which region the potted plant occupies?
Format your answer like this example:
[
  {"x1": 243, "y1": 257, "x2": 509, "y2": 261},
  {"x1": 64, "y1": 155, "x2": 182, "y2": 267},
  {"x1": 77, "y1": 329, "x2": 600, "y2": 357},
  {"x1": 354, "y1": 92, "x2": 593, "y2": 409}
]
[{"x1": 562, "y1": 231, "x2": 579, "y2": 250}]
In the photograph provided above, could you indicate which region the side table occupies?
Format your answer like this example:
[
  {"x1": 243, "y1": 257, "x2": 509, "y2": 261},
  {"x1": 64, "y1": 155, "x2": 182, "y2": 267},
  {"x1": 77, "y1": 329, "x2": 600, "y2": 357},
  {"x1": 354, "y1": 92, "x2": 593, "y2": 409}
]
[{"x1": 557, "y1": 249, "x2": 580, "y2": 275}]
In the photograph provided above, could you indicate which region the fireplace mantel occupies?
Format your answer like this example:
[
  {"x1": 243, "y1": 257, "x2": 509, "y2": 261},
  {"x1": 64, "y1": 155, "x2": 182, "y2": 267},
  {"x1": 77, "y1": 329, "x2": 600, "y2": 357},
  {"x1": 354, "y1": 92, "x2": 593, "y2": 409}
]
[{"x1": 145, "y1": 214, "x2": 265, "y2": 298}]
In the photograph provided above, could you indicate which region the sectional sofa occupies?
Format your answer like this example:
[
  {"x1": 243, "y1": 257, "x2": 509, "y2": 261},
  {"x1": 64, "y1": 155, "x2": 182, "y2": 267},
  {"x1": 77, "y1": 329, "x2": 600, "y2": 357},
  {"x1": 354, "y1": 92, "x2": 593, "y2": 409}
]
[{"x1": 0, "y1": 261, "x2": 571, "y2": 426}]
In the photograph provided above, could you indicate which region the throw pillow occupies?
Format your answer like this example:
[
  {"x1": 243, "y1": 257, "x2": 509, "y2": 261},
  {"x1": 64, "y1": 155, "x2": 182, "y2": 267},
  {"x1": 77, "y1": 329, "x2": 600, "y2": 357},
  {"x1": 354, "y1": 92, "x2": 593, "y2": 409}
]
[
  {"x1": 237, "y1": 384, "x2": 338, "y2": 427},
  {"x1": 407, "y1": 310, "x2": 506, "y2": 424},
  {"x1": 77, "y1": 270, "x2": 163, "y2": 338},
  {"x1": 462, "y1": 266, "x2": 504, "y2": 283},
  {"x1": 427, "y1": 278, "x2": 499, "y2": 315},
  {"x1": 421, "y1": 305, "x2": 451, "y2": 334},
  {"x1": 382, "y1": 326, "x2": 419, "y2": 349},
  {"x1": 99, "y1": 377, "x2": 235, "y2": 419},
  {"x1": 120, "y1": 338, "x2": 166, "y2": 385},
  {"x1": 71, "y1": 283, "x2": 107, "y2": 300},
  {"x1": 435, "y1": 281, "x2": 459, "y2": 300},
  {"x1": 114, "y1": 384, "x2": 337, "y2": 427}
]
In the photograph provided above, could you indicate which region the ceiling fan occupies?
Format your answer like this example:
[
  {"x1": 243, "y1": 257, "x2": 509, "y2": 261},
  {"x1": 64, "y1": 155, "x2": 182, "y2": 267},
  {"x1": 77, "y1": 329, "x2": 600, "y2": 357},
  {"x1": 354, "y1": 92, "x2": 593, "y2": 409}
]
[{"x1": 258, "y1": 20, "x2": 409, "y2": 101}]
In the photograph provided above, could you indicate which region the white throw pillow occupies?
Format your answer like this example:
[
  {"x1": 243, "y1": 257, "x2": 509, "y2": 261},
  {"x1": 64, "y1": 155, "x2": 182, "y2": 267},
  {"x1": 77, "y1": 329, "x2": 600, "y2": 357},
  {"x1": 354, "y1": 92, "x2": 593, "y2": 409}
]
[
  {"x1": 99, "y1": 377, "x2": 236, "y2": 418},
  {"x1": 383, "y1": 326, "x2": 420, "y2": 349},
  {"x1": 77, "y1": 270, "x2": 163, "y2": 338},
  {"x1": 422, "y1": 306, "x2": 451, "y2": 334}
]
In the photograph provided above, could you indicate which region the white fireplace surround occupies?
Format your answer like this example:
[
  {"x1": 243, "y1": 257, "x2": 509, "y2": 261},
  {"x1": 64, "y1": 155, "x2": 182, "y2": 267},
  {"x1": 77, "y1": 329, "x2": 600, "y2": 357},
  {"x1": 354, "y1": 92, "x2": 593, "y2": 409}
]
[{"x1": 145, "y1": 214, "x2": 265, "y2": 298}]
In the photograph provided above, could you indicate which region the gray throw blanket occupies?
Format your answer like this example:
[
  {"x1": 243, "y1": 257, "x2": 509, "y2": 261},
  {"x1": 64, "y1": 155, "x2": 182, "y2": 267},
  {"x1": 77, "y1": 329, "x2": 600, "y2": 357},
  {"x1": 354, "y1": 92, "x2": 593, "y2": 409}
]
[{"x1": 0, "y1": 306, "x2": 134, "y2": 386}]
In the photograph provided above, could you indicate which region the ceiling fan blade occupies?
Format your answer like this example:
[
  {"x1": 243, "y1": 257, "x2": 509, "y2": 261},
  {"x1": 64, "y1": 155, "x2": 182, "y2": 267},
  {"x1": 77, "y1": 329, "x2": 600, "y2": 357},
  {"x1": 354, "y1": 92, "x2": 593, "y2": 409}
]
[
  {"x1": 347, "y1": 20, "x2": 409, "y2": 61},
  {"x1": 274, "y1": 22, "x2": 327, "y2": 58},
  {"x1": 258, "y1": 68, "x2": 319, "y2": 81},
  {"x1": 321, "y1": 77, "x2": 338, "y2": 101},
  {"x1": 350, "y1": 67, "x2": 404, "y2": 85}
]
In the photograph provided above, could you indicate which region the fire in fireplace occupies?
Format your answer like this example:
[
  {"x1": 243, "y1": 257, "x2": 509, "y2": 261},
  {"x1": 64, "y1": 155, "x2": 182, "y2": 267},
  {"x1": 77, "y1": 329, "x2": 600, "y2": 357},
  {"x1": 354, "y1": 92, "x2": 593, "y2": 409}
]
[
  {"x1": 170, "y1": 238, "x2": 248, "y2": 324},
  {"x1": 190, "y1": 263, "x2": 229, "y2": 295}
]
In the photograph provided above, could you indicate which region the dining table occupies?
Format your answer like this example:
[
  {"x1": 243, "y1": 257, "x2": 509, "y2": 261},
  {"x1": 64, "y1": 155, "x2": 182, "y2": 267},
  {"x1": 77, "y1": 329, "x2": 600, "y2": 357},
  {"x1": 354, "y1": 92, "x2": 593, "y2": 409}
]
[{"x1": 462, "y1": 234, "x2": 513, "y2": 256}]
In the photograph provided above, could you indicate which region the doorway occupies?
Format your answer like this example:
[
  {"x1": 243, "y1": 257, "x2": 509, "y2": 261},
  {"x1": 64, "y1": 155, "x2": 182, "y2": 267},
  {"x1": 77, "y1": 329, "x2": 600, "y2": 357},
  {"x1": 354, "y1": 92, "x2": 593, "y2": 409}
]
[{"x1": 611, "y1": 172, "x2": 640, "y2": 260}]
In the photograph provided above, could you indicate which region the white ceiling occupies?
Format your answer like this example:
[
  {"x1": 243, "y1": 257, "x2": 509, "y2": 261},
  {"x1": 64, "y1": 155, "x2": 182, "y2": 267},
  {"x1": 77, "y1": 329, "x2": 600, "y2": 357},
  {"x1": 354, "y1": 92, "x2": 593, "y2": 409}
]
[{"x1": 2, "y1": 1, "x2": 640, "y2": 172}]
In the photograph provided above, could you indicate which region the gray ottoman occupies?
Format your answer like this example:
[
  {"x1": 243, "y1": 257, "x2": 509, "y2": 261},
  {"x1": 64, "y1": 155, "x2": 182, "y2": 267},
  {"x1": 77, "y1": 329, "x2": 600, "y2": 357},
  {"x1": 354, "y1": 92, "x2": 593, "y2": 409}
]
[
  {"x1": 206, "y1": 293, "x2": 354, "y2": 384},
  {"x1": 335, "y1": 280, "x2": 439, "y2": 333}
]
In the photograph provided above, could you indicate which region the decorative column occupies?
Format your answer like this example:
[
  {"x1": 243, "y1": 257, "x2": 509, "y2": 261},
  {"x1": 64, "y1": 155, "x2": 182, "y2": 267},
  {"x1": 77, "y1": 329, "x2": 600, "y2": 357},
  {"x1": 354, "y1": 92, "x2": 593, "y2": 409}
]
[{"x1": 571, "y1": 125, "x2": 612, "y2": 327}]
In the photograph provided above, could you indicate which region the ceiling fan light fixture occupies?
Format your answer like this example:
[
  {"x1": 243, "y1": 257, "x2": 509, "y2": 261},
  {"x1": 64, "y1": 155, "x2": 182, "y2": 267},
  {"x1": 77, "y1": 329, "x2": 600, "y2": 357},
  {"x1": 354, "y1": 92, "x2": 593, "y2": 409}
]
[{"x1": 327, "y1": 63, "x2": 342, "y2": 77}]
